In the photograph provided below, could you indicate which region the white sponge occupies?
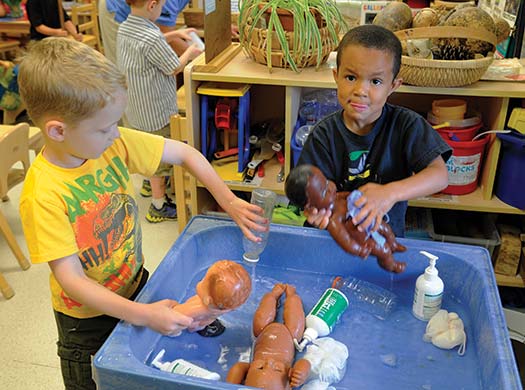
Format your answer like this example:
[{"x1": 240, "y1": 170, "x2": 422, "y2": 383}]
[{"x1": 302, "y1": 337, "x2": 349, "y2": 384}]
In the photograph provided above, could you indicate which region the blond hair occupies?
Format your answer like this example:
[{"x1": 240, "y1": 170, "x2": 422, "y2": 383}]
[{"x1": 18, "y1": 38, "x2": 127, "y2": 128}]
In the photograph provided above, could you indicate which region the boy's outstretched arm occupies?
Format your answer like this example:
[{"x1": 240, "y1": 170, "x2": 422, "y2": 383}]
[
  {"x1": 354, "y1": 156, "x2": 448, "y2": 233},
  {"x1": 49, "y1": 255, "x2": 192, "y2": 336},
  {"x1": 162, "y1": 139, "x2": 267, "y2": 242}
]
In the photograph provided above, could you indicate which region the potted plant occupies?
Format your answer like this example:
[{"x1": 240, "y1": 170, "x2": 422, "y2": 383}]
[{"x1": 239, "y1": 0, "x2": 348, "y2": 72}]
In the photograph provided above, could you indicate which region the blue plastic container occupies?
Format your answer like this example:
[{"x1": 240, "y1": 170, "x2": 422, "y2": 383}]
[
  {"x1": 496, "y1": 131, "x2": 525, "y2": 210},
  {"x1": 93, "y1": 216, "x2": 522, "y2": 390}
]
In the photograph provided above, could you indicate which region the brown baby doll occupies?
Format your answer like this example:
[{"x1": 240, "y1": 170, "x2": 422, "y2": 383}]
[
  {"x1": 226, "y1": 283, "x2": 311, "y2": 390},
  {"x1": 285, "y1": 165, "x2": 407, "y2": 273},
  {"x1": 173, "y1": 259, "x2": 252, "y2": 335}
]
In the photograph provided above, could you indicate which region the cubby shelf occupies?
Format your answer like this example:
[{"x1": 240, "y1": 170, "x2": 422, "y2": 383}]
[{"x1": 180, "y1": 50, "x2": 525, "y2": 287}]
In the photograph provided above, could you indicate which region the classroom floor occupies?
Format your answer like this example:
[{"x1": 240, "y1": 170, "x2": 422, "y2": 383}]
[{"x1": 0, "y1": 173, "x2": 179, "y2": 389}]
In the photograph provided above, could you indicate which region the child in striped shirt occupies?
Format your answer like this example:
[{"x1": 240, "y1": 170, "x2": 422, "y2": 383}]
[{"x1": 116, "y1": 0, "x2": 202, "y2": 222}]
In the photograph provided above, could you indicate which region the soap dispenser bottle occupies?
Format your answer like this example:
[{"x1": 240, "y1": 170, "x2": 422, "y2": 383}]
[{"x1": 412, "y1": 250, "x2": 444, "y2": 321}]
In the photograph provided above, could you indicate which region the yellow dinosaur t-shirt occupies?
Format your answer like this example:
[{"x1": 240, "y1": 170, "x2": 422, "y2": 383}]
[{"x1": 20, "y1": 127, "x2": 164, "y2": 318}]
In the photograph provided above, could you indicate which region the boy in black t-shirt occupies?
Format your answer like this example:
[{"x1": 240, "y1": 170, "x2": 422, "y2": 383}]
[
  {"x1": 26, "y1": 0, "x2": 82, "y2": 41},
  {"x1": 298, "y1": 25, "x2": 451, "y2": 237}
]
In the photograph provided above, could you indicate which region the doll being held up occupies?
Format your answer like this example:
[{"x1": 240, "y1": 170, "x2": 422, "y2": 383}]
[
  {"x1": 172, "y1": 260, "x2": 252, "y2": 337},
  {"x1": 285, "y1": 165, "x2": 407, "y2": 273}
]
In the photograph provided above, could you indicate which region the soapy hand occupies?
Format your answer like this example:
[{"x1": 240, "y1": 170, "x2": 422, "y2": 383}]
[
  {"x1": 143, "y1": 299, "x2": 193, "y2": 337},
  {"x1": 355, "y1": 182, "x2": 396, "y2": 233}
]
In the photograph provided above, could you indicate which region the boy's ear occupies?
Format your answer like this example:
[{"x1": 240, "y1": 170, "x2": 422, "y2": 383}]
[
  {"x1": 389, "y1": 77, "x2": 403, "y2": 96},
  {"x1": 45, "y1": 120, "x2": 67, "y2": 142}
]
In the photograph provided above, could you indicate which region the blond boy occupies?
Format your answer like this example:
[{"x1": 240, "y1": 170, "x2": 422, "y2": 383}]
[{"x1": 18, "y1": 38, "x2": 264, "y2": 389}]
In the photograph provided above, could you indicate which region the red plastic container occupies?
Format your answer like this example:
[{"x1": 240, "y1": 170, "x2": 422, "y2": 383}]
[
  {"x1": 436, "y1": 122, "x2": 483, "y2": 142},
  {"x1": 441, "y1": 135, "x2": 489, "y2": 195}
]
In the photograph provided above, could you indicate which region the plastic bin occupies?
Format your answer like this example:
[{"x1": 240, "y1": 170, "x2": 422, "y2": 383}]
[
  {"x1": 428, "y1": 209, "x2": 501, "y2": 257},
  {"x1": 93, "y1": 216, "x2": 521, "y2": 390},
  {"x1": 495, "y1": 131, "x2": 525, "y2": 210}
]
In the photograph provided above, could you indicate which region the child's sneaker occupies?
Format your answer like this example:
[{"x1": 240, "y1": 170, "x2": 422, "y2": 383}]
[
  {"x1": 140, "y1": 179, "x2": 152, "y2": 197},
  {"x1": 146, "y1": 201, "x2": 177, "y2": 223}
]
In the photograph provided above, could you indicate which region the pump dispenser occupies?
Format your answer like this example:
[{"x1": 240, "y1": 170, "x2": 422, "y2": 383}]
[{"x1": 412, "y1": 251, "x2": 444, "y2": 321}]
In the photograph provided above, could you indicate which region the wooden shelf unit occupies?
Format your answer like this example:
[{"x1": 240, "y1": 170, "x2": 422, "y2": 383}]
[{"x1": 181, "y1": 51, "x2": 525, "y2": 286}]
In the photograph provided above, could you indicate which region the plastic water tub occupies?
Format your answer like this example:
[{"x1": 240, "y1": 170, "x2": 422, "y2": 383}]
[{"x1": 93, "y1": 216, "x2": 521, "y2": 390}]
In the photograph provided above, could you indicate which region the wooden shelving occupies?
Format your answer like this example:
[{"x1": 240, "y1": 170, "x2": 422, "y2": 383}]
[{"x1": 181, "y1": 51, "x2": 525, "y2": 288}]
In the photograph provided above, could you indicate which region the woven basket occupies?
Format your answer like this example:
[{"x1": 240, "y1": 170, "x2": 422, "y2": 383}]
[
  {"x1": 394, "y1": 26, "x2": 497, "y2": 87},
  {"x1": 241, "y1": 21, "x2": 338, "y2": 71}
]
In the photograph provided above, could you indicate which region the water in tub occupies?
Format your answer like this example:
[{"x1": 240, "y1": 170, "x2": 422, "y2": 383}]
[{"x1": 146, "y1": 262, "x2": 478, "y2": 388}]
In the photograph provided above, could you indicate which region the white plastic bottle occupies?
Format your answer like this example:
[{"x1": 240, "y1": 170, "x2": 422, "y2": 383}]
[
  {"x1": 295, "y1": 288, "x2": 349, "y2": 352},
  {"x1": 151, "y1": 349, "x2": 220, "y2": 380},
  {"x1": 412, "y1": 251, "x2": 444, "y2": 321}
]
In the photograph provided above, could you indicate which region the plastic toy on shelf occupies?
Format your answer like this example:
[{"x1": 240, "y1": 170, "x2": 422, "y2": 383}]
[{"x1": 197, "y1": 82, "x2": 251, "y2": 172}]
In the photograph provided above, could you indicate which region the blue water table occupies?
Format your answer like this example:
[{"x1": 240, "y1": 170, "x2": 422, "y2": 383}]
[{"x1": 197, "y1": 82, "x2": 251, "y2": 173}]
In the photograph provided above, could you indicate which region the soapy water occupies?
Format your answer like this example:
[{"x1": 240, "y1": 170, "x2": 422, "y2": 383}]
[
  {"x1": 151, "y1": 262, "x2": 476, "y2": 389},
  {"x1": 380, "y1": 353, "x2": 398, "y2": 367}
]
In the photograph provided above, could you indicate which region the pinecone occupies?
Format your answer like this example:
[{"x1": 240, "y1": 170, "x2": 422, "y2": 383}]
[{"x1": 432, "y1": 44, "x2": 474, "y2": 60}]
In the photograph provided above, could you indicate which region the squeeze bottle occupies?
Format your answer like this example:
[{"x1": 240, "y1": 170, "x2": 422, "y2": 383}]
[
  {"x1": 295, "y1": 287, "x2": 349, "y2": 352},
  {"x1": 412, "y1": 250, "x2": 444, "y2": 321},
  {"x1": 151, "y1": 349, "x2": 220, "y2": 380}
]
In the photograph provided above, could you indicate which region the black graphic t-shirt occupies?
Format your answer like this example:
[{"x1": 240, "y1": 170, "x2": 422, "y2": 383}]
[{"x1": 298, "y1": 104, "x2": 452, "y2": 236}]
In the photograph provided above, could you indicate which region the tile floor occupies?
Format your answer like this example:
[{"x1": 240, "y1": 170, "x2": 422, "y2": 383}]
[{"x1": 0, "y1": 172, "x2": 180, "y2": 389}]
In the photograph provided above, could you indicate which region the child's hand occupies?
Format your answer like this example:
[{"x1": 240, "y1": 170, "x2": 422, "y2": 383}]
[
  {"x1": 165, "y1": 27, "x2": 197, "y2": 42},
  {"x1": 56, "y1": 28, "x2": 68, "y2": 37},
  {"x1": 304, "y1": 207, "x2": 331, "y2": 230},
  {"x1": 354, "y1": 183, "x2": 395, "y2": 233},
  {"x1": 225, "y1": 197, "x2": 268, "y2": 242},
  {"x1": 143, "y1": 299, "x2": 193, "y2": 337},
  {"x1": 186, "y1": 43, "x2": 203, "y2": 61},
  {"x1": 74, "y1": 33, "x2": 83, "y2": 42}
]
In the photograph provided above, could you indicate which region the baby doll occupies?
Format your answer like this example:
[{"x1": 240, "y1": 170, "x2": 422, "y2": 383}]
[
  {"x1": 226, "y1": 283, "x2": 311, "y2": 390},
  {"x1": 173, "y1": 260, "x2": 252, "y2": 336},
  {"x1": 285, "y1": 165, "x2": 407, "y2": 273}
]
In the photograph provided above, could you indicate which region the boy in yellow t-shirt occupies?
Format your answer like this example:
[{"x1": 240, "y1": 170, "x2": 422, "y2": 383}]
[{"x1": 18, "y1": 37, "x2": 265, "y2": 390}]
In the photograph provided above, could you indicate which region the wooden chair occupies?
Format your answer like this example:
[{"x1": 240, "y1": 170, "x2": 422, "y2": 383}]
[
  {"x1": 70, "y1": 2, "x2": 102, "y2": 52},
  {"x1": 0, "y1": 39, "x2": 20, "y2": 60},
  {"x1": 0, "y1": 122, "x2": 31, "y2": 299},
  {"x1": 170, "y1": 114, "x2": 198, "y2": 233}
]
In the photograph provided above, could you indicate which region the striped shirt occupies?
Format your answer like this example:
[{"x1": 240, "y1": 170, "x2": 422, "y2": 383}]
[{"x1": 117, "y1": 15, "x2": 180, "y2": 132}]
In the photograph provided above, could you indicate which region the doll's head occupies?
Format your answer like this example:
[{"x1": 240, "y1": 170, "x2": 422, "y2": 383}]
[
  {"x1": 196, "y1": 260, "x2": 252, "y2": 310},
  {"x1": 286, "y1": 165, "x2": 337, "y2": 211}
]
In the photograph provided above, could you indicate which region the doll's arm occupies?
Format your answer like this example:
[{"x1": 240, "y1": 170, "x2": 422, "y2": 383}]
[
  {"x1": 283, "y1": 285, "x2": 305, "y2": 341},
  {"x1": 226, "y1": 362, "x2": 250, "y2": 384},
  {"x1": 253, "y1": 284, "x2": 286, "y2": 337},
  {"x1": 289, "y1": 359, "x2": 311, "y2": 388}
]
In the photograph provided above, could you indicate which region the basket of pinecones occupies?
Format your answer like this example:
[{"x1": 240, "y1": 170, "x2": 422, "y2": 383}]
[{"x1": 394, "y1": 26, "x2": 497, "y2": 87}]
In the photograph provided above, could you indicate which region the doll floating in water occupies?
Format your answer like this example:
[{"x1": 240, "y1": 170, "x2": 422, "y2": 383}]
[
  {"x1": 226, "y1": 283, "x2": 311, "y2": 389},
  {"x1": 285, "y1": 165, "x2": 407, "y2": 273}
]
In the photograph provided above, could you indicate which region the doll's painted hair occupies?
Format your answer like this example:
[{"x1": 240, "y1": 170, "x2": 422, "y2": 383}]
[
  {"x1": 206, "y1": 260, "x2": 251, "y2": 310},
  {"x1": 285, "y1": 164, "x2": 315, "y2": 208},
  {"x1": 336, "y1": 24, "x2": 402, "y2": 79},
  {"x1": 18, "y1": 37, "x2": 127, "y2": 128}
]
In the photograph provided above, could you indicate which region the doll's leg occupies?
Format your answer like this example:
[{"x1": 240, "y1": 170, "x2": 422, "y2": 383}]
[
  {"x1": 378, "y1": 222, "x2": 407, "y2": 253},
  {"x1": 282, "y1": 284, "x2": 306, "y2": 341},
  {"x1": 374, "y1": 246, "x2": 407, "y2": 274},
  {"x1": 252, "y1": 284, "x2": 286, "y2": 337}
]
